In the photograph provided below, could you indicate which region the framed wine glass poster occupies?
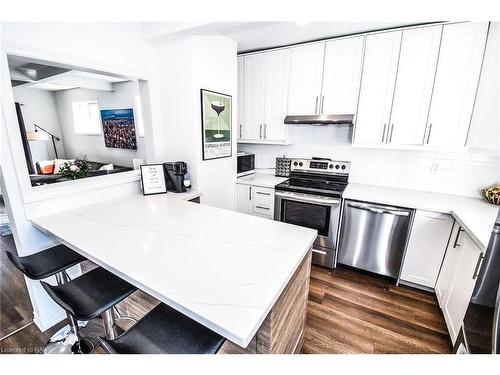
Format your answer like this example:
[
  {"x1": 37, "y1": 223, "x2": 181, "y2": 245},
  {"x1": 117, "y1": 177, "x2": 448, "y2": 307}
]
[{"x1": 200, "y1": 89, "x2": 232, "y2": 160}]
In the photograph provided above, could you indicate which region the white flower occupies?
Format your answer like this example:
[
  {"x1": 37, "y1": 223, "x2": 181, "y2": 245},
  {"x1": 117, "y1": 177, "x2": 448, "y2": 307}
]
[{"x1": 70, "y1": 165, "x2": 78, "y2": 172}]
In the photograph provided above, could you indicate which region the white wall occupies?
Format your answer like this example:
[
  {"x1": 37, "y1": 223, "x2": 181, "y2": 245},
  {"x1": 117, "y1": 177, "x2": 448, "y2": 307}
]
[
  {"x1": 12, "y1": 86, "x2": 66, "y2": 164},
  {"x1": 54, "y1": 81, "x2": 146, "y2": 167},
  {"x1": 1, "y1": 22, "x2": 160, "y2": 332},
  {"x1": 157, "y1": 36, "x2": 237, "y2": 210},
  {"x1": 239, "y1": 125, "x2": 500, "y2": 198}
]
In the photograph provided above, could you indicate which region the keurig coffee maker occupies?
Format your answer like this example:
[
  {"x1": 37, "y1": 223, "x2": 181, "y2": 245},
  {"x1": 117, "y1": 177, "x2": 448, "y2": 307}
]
[{"x1": 163, "y1": 162, "x2": 191, "y2": 193}]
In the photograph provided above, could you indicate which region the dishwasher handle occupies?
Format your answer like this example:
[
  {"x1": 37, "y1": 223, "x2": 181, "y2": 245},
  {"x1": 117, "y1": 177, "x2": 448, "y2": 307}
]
[{"x1": 347, "y1": 202, "x2": 410, "y2": 217}]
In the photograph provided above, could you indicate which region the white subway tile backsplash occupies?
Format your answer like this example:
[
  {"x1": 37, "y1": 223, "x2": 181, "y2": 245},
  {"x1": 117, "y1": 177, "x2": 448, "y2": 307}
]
[{"x1": 239, "y1": 127, "x2": 500, "y2": 198}]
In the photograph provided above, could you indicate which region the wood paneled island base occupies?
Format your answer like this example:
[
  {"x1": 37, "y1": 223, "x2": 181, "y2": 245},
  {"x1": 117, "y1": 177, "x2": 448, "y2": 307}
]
[{"x1": 219, "y1": 250, "x2": 312, "y2": 354}]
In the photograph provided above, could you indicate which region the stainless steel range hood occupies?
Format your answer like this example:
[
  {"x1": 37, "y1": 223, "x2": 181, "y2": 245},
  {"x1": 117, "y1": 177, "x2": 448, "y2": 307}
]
[{"x1": 284, "y1": 114, "x2": 354, "y2": 126}]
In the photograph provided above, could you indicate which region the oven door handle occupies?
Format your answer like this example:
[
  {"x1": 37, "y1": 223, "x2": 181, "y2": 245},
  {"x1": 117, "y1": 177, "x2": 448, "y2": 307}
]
[{"x1": 275, "y1": 191, "x2": 341, "y2": 206}]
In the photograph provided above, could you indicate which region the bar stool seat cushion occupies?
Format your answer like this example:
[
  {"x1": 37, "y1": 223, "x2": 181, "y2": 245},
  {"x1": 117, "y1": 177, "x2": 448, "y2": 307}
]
[
  {"x1": 6, "y1": 245, "x2": 86, "y2": 280},
  {"x1": 98, "y1": 303, "x2": 226, "y2": 354},
  {"x1": 41, "y1": 267, "x2": 136, "y2": 321}
]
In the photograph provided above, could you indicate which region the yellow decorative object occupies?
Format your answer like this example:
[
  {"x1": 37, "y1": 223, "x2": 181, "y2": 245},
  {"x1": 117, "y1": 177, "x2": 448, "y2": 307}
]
[{"x1": 482, "y1": 184, "x2": 500, "y2": 205}]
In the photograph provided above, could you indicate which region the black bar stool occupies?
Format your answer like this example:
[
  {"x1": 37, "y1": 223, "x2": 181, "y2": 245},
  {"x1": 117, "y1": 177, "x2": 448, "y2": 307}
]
[
  {"x1": 98, "y1": 303, "x2": 226, "y2": 354},
  {"x1": 41, "y1": 266, "x2": 137, "y2": 353},
  {"x1": 6, "y1": 245, "x2": 87, "y2": 354}
]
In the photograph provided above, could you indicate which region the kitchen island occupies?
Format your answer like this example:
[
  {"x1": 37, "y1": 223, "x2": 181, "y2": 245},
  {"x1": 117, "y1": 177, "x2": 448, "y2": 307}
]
[{"x1": 31, "y1": 193, "x2": 317, "y2": 353}]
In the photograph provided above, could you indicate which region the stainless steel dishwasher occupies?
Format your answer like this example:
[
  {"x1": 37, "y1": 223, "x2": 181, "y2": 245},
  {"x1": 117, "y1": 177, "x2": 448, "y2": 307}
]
[{"x1": 338, "y1": 200, "x2": 413, "y2": 278}]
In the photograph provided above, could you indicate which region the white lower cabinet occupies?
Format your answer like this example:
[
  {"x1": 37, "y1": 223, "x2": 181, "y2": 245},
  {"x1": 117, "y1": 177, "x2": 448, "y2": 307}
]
[
  {"x1": 236, "y1": 184, "x2": 275, "y2": 219},
  {"x1": 400, "y1": 210, "x2": 454, "y2": 288},
  {"x1": 435, "y1": 223, "x2": 484, "y2": 344}
]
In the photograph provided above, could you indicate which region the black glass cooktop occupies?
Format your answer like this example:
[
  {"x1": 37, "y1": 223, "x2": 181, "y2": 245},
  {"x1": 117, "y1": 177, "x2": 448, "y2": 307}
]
[{"x1": 275, "y1": 177, "x2": 347, "y2": 197}]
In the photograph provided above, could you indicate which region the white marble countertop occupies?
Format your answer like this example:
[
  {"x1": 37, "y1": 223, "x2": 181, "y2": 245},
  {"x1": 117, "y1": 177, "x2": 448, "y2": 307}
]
[
  {"x1": 236, "y1": 173, "x2": 288, "y2": 189},
  {"x1": 344, "y1": 183, "x2": 499, "y2": 251},
  {"x1": 31, "y1": 193, "x2": 316, "y2": 347}
]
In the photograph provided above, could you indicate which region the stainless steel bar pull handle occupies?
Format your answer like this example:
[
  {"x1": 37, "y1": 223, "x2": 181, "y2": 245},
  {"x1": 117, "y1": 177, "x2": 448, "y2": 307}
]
[
  {"x1": 314, "y1": 96, "x2": 319, "y2": 114},
  {"x1": 472, "y1": 252, "x2": 485, "y2": 280},
  {"x1": 259, "y1": 124, "x2": 262, "y2": 139},
  {"x1": 255, "y1": 205, "x2": 270, "y2": 210},
  {"x1": 381, "y1": 124, "x2": 387, "y2": 143},
  {"x1": 347, "y1": 202, "x2": 410, "y2": 216},
  {"x1": 249, "y1": 186, "x2": 252, "y2": 200},
  {"x1": 426, "y1": 124, "x2": 433, "y2": 144},
  {"x1": 312, "y1": 249, "x2": 327, "y2": 255},
  {"x1": 256, "y1": 191, "x2": 270, "y2": 196},
  {"x1": 389, "y1": 124, "x2": 394, "y2": 143},
  {"x1": 453, "y1": 227, "x2": 464, "y2": 248},
  {"x1": 264, "y1": 124, "x2": 267, "y2": 139},
  {"x1": 239, "y1": 124, "x2": 242, "y2": 138},
  {"x1": 320, "y1": 95, "x2": 325, "y2": 114}
]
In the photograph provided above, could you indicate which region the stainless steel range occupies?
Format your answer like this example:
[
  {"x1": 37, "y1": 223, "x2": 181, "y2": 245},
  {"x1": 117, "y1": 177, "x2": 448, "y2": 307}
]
[{"x1": 274, "y1": 158, "x2": 350, "y2": 269}]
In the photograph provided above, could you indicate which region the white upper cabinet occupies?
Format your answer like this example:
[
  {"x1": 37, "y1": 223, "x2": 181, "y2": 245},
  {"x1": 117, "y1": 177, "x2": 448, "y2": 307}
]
[
  {"x1": 287, "y1": 43, "x2": 325, "y2": 115},
  {"x1": 263, "y1": 49, "x2": 291, "y2": 141},
  {"x1": 321, "y1": 36, "x2": 365, "y2": 115},
  {"x1": 242, "y1": 54, "x2": 266, "y2": 140},
  {"x1": 237, "y1": 56, "x2": 245, "y2": 139},
  {"x1": 354, "y1": 31, "x2": 402, "y2": 145},
  {"x1": 467, "y1": 22, "x2": 500, "y2": 151},
  {"x1": 425, "y1": 22, "x2": 489, "y2": 148},
  {"x1": 388, "y1": 26, "x2": 442, "y2": 145}
]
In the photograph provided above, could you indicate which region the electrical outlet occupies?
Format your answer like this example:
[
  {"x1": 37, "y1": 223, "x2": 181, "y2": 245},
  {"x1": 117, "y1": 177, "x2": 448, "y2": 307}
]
[{"x1": 431, "y1": 161, "x2": 440, "y2": 173}]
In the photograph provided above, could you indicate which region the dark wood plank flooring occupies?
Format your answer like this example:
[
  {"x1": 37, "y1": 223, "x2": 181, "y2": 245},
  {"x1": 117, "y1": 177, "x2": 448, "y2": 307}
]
[
  {"x1": 301, "y1": 265, "x2": 452, "y2": 354},
  {"x1": 1, "y1": 237, "x2": 452, "y2": 354}
]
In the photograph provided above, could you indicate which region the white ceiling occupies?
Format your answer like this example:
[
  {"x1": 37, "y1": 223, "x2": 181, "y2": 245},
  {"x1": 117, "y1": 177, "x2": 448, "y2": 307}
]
[{"x1": 143, "y1": 22, "x2": 424, "y2": 52}]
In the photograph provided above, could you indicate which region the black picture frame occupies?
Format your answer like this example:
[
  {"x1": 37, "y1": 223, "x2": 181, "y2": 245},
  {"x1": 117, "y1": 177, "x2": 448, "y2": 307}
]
[
  {"x1": 200, "y1": 89, "x2": 232, "y2": 161},
  {"x1": 140, "y1": 164, "x2": 167, "y2": 196}
]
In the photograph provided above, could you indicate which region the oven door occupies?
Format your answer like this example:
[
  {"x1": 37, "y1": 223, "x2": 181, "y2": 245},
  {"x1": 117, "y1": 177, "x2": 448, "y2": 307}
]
[{"x1": 274, "y1": 191, "x2": 341, "y2": 268}]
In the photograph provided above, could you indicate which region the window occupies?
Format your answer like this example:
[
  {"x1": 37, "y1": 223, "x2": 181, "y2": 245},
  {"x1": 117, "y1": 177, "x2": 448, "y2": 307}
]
[
  {"x1": 134, "y1": 95, "x2": 145, "y2": 137},
  {"x1": 72, "y1": 100, "x2": 101, "y2": 135}
]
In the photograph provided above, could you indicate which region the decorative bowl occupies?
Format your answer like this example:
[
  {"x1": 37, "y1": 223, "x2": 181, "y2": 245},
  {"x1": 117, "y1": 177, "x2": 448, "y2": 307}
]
[{"x1": 482, "y1": 184, "x2": 500, "y2": 205}]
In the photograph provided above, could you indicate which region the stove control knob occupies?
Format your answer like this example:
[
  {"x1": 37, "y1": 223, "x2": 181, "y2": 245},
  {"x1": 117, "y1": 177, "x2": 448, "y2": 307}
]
[
  {"x1": 341, "y1": 165, "x2": 346, "y2": 170},
  {"x1": 293, "y1": 161, "x2": 298, "y2": 166},
  {"x1": 335, "y1": 164, "x2": 340, "y2": 169},
  {"x1": 329, "y1": 164, "x2": 334, "y2": 169},
  {"x1": 299, "y1": 162, "x2": 303, "y2": 167}
]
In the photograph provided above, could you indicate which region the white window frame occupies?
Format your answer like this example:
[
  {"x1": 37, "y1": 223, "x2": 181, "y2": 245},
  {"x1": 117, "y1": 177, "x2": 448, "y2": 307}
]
[{"x1": 72, "y1": 100, "x2": 102, "y2": 135}]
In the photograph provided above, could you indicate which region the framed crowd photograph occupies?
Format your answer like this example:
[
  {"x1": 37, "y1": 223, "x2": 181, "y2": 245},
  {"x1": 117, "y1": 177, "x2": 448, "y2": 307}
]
[
  {"x1": 100, "y1": 108, "x2": 138, "y2": 150},
  {"x1": 140, "y1": 164, "x2": 167, "y2": 196},
  {"x1": 200, "y1": 89, "x2": 232, "y2": 160}
]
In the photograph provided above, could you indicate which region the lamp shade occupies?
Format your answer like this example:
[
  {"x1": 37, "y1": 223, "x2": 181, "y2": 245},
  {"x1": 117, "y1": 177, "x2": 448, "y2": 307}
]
[{"x1": 26, "y1": 130, "x2": 49, "y2": 141}]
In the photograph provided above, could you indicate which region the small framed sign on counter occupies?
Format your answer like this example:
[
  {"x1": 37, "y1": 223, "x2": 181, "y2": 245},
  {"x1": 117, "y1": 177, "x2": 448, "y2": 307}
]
[{"x1": 140, "y1": 164, "x2": 167, "y2": 195}]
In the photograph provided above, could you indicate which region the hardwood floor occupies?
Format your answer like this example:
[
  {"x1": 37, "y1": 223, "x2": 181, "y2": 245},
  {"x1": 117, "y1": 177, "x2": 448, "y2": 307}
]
[
  {"x1": 301, "y1": 265, "x2": 452, "y2": 354},
  {"x1": 0, "y1": 234, "x2": 34, "y2": 340},
  {"x1": 0, "y1": 242, "x2": 452, "y2": 354}
]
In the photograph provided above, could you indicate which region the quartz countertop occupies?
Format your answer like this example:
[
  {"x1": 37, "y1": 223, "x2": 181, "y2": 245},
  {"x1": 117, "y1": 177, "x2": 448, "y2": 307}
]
[
  {"x1": 343, "y1": 183, "x2": 499, "y2": 251},
  {"x1": 31, "y1": 193, "x2": 317, "y2": 347},
  {"x1": 236, "y1": 173, "x2": 288, "y2": 189}
]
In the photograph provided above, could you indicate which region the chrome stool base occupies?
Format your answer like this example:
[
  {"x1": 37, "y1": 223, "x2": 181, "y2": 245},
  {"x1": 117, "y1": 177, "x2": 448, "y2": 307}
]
[{"x1": 44, "y1": 333, "x2": 95, "y2": 354}]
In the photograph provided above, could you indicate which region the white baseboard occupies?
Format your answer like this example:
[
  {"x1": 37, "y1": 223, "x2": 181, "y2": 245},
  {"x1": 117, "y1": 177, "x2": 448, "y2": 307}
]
[{"x1": 33, "y1": 310, "x2": 66, "y2": 332}]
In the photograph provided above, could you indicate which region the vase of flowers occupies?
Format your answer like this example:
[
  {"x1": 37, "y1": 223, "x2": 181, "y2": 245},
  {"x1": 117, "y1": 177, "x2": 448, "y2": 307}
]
[{"x1": 59, "y1": 157, "x2": 90, "y2": 180}]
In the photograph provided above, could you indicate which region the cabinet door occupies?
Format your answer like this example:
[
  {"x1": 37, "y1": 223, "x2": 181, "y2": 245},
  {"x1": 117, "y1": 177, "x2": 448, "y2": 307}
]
[
  {"x1": 436, "y1": 223, "x2": 463, "y2": 306},
  {"x1": 400, "y1": 210, "x2": 454, "y2": 288},
  {"x1": 426, "y1": 22, "x2": 488, "y2": 147},
  {"x1": 388, "y1": 26, "x2": 442, "y2": 145},
  {"x1": 287, "y1": 43, "x2": 325, "y2": 115},
  {"x1": 354, "y1": 31, "x2": 402, "y2": 145},
  {"x1": 237, "y1": 56, "x2": 245, "y2": 140},
  {"x1": 263, "y1": 49, "x2": 291, "y2": 142},
  {"x1": 251, "y1": 187, "x2": 275, "y2": 219},
  {"x1": 236, "y1": 184, "x2": 252, "y2": 214},
  {"x1": 321, "y1": 36, "x2": 364, "y2": 115},
  {"x1": 243, "y1": 54, "x2": 266, "y2": 140},
  {"x1": 443, "y1": 231, "x2": 483, "y2": 343},
  {"x1": 467, "y1": 22, "x2": 500, "y2": 150}
]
